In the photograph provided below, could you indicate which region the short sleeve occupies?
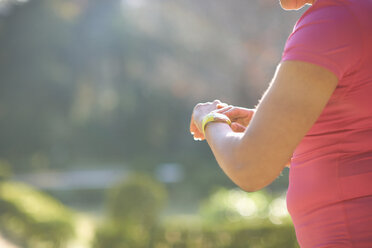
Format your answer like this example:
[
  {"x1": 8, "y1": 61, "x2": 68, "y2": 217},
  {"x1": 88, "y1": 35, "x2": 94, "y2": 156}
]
[{"x1": 281, "y1": 2, "x2": 363, "y2": 80}]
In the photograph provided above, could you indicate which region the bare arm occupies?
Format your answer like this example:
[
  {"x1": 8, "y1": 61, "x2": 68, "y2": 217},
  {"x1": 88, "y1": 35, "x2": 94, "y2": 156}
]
[{"x1": 191, "y1": 61, "x2": 338, "y2": 191}]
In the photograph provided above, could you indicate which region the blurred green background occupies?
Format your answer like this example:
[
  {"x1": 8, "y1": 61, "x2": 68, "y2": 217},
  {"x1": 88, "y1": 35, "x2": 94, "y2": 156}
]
[{"x1": 0, "y1": 0, "x2": 305, "y2": 247}]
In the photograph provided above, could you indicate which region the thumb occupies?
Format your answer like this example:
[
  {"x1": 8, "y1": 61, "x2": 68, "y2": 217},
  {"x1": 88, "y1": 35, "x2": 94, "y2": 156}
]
[{"x1": 231, "y1": 122, "x2": 246, "y2": 133}]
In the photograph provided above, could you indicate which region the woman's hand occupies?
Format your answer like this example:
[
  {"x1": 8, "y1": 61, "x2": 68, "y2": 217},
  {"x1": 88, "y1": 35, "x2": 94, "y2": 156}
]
[
  {"x1": 217, "y1": 106, "x2": 255, "y2": 133},
  {"x1": 190, "y1": 100, "x2": 228, "y2": 141}
]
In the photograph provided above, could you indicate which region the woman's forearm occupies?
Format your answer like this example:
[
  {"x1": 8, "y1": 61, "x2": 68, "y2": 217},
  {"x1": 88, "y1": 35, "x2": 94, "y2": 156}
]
[{"x1": 204, "y1": 122, "x2": 267, "y2": 192}]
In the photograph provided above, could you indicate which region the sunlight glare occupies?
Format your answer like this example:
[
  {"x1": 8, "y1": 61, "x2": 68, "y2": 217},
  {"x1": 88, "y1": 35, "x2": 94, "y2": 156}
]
[{"x1": 122, "y1": 0, "x2": 146, "y2": 8}]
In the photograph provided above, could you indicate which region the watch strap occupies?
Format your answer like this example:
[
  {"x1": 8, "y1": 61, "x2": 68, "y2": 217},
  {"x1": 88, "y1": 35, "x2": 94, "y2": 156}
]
[{"x1": 202, "y1": 112, "x2": 231, "y2": 135}]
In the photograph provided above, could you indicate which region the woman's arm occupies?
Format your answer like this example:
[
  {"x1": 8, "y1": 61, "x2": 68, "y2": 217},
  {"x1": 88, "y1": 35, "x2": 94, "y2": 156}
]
[{"x1": 191, "y1": 60, "x2": 338, "y2": 191}]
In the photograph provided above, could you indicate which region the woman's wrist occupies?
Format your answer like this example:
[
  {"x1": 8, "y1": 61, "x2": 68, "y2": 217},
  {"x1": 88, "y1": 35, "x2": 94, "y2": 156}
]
[
  {"x1": 204, "y1": 121, "x2": 233, "y2": 139},
  {"x1": 202, "y1": 112, "x2": 231, "y2": 135}
]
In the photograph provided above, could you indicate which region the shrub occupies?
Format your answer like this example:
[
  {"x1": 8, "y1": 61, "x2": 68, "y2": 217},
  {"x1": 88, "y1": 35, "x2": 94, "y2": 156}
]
[
  {"x1": 0, "y1": 181, "x2": 75, "y2": 248},
  {"x1": 92, "y1": 173, "x2": 167, "y2": 248}
]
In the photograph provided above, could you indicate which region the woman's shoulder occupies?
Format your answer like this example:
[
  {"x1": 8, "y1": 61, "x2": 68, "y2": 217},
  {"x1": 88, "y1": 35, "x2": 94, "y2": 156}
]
[
  {"x1": 283, "y1": 0, "x2": 366, "y2": 80},
  {"x1": 299, "y1": 0, "x2": 371, "y2": 26},
  {"x1": 299, "y1": 0, "x2": 355, "y2": 25}
]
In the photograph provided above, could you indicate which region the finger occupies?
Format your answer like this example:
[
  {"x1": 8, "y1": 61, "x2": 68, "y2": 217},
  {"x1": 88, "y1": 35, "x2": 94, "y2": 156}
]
[
  {"x1": 216, "y1": 105, "x2": 233, "y2": 113},
  {"x1": 213, "y1": 100, "x2": 228, "y2": 110},
  {"x1": 190, "y1": 113, "x2": 205, "y2": 139},
  {"x1": 190, "y1": 115, "x2": 197, "y2": 134},
  {"x1": 193, "y1": 130, "x2": 205, "y2": 141},
  {"x1": 217, "y1": 103, "x2": 228, "y2": 109},
  {"x1": 217, "y1": 106, "x2": 252, "y2": 127},
  {"x1": 194, "y1": 135, "x2": 205, "y2": 141},
  {"x1": 191, "y1": 125, "x2": 204, "y2": 140},
  {"x1": 222, "y1": 107, "x2": 254, "y2": 119},
  {"x1": 190, "y1": 120, "x2": 204, "y2": 138},
  {"x1": 192, "y1": 124, "x2": 203, "y2": 136},
  {"x1": 190, "y1": 114, "x2": 203, "y2": 134},
  {"x1": 218, "y1": 108, "x2": 246, "y2": 123},
  {"x1": 231, "y1": 122, "x2": 246, "y2": 133}
]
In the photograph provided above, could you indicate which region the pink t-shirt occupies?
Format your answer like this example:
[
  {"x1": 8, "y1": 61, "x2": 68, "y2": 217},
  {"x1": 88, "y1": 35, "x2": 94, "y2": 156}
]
[{"x1": 281, "y1": 0, "x2": 372, "y2": 247}]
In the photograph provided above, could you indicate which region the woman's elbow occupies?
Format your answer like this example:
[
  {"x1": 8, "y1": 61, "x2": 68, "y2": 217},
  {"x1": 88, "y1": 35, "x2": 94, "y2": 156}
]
[
  {"x1": 221, "y1": 154, "x2": 274, "y2": 192},
  {"x1": 235, "y1": 178, "x2": 266, "y2": 192},
  {"x1": 230, "y1": 162, "x2": 271, "y2": 192},
  {"x1": 228, "y1": 167, "x2": 266, "y2": 192}
]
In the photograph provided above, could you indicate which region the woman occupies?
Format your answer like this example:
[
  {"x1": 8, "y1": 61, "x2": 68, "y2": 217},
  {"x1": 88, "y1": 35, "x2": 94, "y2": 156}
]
[{"x1": 190, "y1": 0, "x2": 372, "y2": 247}]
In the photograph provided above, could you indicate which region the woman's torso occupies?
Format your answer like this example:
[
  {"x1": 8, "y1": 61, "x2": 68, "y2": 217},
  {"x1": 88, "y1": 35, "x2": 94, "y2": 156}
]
[{"x1": 283, "y1": 0, "x2": 372, "y2": 246}]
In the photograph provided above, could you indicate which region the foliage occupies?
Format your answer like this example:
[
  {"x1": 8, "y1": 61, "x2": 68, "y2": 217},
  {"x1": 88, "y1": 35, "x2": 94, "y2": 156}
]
[
  {"x1": 94, "y1": 215, "x2": 298, "y2": 248},
  {"x1": 0, "y1": 181, "x2": 75, "y2": 248},
  {"x1": 93, "y1": 182, "x2": 298, "y2": 248},
  {"x1": 154, "y1": 219, "x2": 299, "y2": 248},
  {"x1": 92, "y1": 173, "x2": 167, "y2": 248},
  {"x1": 200, "y1": 188, "x2": 291, "y2": 225},
  {"x1": 94, "y1": 205, "x2": 298, "y2": 248}
]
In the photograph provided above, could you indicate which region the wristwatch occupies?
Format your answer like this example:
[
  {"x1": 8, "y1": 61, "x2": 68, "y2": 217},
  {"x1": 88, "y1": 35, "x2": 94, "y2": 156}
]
[{"x1": 202, "y1": 112, "x2": 231, "y2": 135}]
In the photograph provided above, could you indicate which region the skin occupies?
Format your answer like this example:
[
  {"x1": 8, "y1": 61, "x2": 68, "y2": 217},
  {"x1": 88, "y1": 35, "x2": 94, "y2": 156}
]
[
  {"x1": 279, "y1": 0, "x2": 316, "y2": 10},
  {"x1": 190, "y1": 60, "x2": 338, "y2": 192}
]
